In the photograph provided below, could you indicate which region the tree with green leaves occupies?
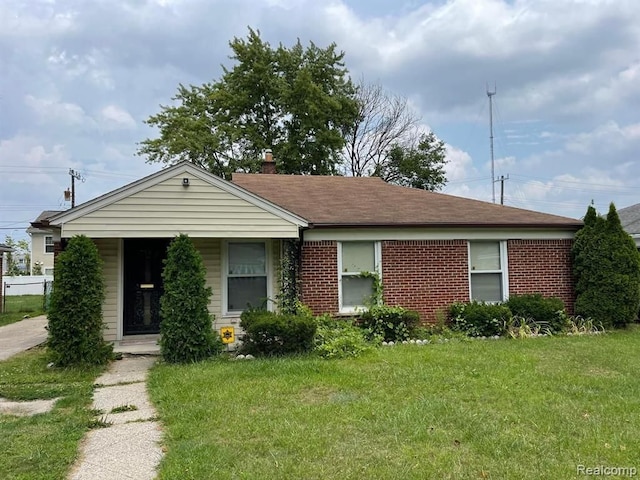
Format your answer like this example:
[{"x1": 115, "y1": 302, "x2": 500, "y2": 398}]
[
  {"x1": 572, "y1": 203, "x2": 640, "y2": 328},
  {"x1": 160, "y1": 234, "x2": 222, "y2": 363},
  {"x1": 47, "y1": 235, "x2": 113, "y2": 366},
  {"x1": 138, "y1": 28, "x2": 359, "y2": 178},
  {"x1": 4, "y1": 235, "x2": 30, "y2": 276},
  {"x1": 373, "y1": 131, "x2": 447, "y2": 190},
  {"x1": 343, "y1": 81, "x2": 448, "y2": 191}
]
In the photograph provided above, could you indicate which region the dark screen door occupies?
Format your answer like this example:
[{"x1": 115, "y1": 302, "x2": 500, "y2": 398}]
[{"x1": 123, "y1": 238, "x2": 170, "y2": 335}]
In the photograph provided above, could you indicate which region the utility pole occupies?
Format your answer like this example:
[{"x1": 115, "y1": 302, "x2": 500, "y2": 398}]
[
  {"x1": 68, "y1": 169, "x2": 85, "y2": 208},
  {"x1": 487, "y1": 84, "x2": 496, "y2": 203},
  {"x1": 499, "y1": 174, "x2": 510, "y2": 205}
]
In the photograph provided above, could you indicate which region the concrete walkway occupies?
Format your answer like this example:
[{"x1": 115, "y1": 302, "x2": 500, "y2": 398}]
[
  {"x1": 69, "y1": 355, "x2": 164, "y2": 480},
  {"x1": 0, "y1": 316, "x2": 164, "y2": 479},
  {"x1": 0, "y1": 315, "x2": 48, "y2": 360}
]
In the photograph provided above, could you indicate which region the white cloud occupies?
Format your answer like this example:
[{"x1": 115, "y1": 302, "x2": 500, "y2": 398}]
[
  {"x1": 24, "y1": 95, "x2": 92, "y2": 127},
  {"x1": 100, "y1": 105, "x2": 137, "y2": 130}
]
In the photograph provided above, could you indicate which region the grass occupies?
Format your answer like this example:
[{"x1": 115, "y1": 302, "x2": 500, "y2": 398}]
[
  {"x1": 0, "y1": 295, "x2": 46, "y2": 327},
  {"x1": 149, "y1": 328, "x2": 640, "y2": 479},
  {"x1": 0, "y1": 348, "x2": 105, "y2": 480}
]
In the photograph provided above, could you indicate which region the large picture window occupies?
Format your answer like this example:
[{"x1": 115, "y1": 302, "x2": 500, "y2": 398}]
[
  {"x1": 227, "y1": 242, "x2": 268, "y2": 312},
  {"x1": 339, "y1": 241, "x2": 381, "y2": 312},
  {"x1": 469, "y1": 241, "x2": 507, "y2": 302}
]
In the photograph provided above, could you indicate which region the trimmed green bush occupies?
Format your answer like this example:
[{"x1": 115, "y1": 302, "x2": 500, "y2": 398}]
[
  {"x1": 314, "y1": 315, "x2": 375, "y2": 359},
  {"x1": 358, "y1": 305, "x2": 420, "y2": 342},
  {"x1": 449, "y1": 301, "x2": 511, "y2": 337},
  {"x1": 47, "y1": 235, "x2": 113, "y2": 366},
  {"x1": 572, "y1": 204, "x2": 640, "y2": 328},
  {"x1": 240, "y1": 309, "x2": 317, "y2": 356},
  {"x1": 160, "y1": 234, "x2": 222, "y2": 363},
  {"x1": 505, "y1": 293, "x2": 566, "y2": 333}
]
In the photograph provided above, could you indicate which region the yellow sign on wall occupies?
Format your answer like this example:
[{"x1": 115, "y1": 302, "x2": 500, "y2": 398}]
[{"x1": 220, "y1": 326, "x2": 235, "y2": 344}]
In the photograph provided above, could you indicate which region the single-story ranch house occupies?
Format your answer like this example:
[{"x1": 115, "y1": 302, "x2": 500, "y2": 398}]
[{"x1": 34, "y1": 158, "x2": 582, "y2": 345}]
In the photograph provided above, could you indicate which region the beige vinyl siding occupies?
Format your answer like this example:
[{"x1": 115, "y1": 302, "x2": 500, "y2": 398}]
[
  {"x1": 61, "y1": 174, "x2": 299, "y2": 238},
  {"x1": 193, "y1": 238, "x2": 223, "y2": 325},
  {"x1": 94, "y1": 238, "x2": 119, "y2": 342},
  {"x1": 30, "y1": 233, "x2": 55, "y2": 274}
]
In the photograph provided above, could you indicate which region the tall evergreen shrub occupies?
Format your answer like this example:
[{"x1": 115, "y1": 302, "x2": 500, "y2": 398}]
[
  {"x1": 160, "y1": 234, "x2": 222, "y2": 362},
  {"x1": 47, "y1": 235, "x2": 113, "y2": 366},
  {"x1": 572, "y1": 203, "x2": 640, "y2": 328}
]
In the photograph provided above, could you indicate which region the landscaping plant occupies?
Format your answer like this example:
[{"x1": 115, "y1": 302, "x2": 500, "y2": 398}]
[
  {"x1": 505, "y1": 293, "x2": 566, "y2": 333},
  {"x1": 572, "y1": 204, "x2": 640, "y2": 328},
  {"x1": 160, "y1": 234, "x2": 222, "y2": 363},
  {"x1": 314, "y1": 315, "x2": 376, "y2": 359},
  {"x1": 358, "y1": 305, "x2": 420, "y2": 342},
  {"x1": 240, "y1": 309, "x2": 317, "y2": 356},
  {"x1": 448, "y1": 301, "x2": 511, "y2": 337},
  {"x1": 47, "y1": 235, "x2": 113, "y2": 366}
]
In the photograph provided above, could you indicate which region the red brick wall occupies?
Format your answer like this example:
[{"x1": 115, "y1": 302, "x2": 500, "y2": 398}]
[
  {"x1": 300, "y1": 241, "x2": 339, "y2": 314},
  {"x1": 507, "y1": 239, "x2": 575, "y2": 314},
  {"x1": 299, "y1": 238, "x2": 576, "y2": 321},
  {"x1": 382, "y1": 240, "x2": 469, "y2": 322}
]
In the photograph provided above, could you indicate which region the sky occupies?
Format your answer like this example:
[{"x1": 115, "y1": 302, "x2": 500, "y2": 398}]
[{"x1": 2, "y1": 0, "x2": 640, "y2": 244}]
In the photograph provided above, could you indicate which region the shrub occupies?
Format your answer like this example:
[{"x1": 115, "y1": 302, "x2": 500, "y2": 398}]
[
  {"x1": 160, "y1": 234, "x2": 223, "y2": 363},
  {"x1": 505, "y1": 293, "x2": 566, "y2": 333},
  {"x1": 240, "y1": 309, "x2": 317, "y2": 356},
  {"x1": 448, "y1": 301, "x2": 511, "y2": 337},
  {"x1": 314, "y1": 315, "x2": 375, "y2": 359},
  {"x1": 358, "y1": 305, "x2": 420, "y2": 342},
  {"x1": 572, "y1": 203, "x2": 640, "y2": 328},
  {"x1": 47, "y1": 235, "x2": 113, "y2": 366}
]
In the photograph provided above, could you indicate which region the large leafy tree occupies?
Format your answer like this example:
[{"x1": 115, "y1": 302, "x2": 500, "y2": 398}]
[
  {"x1": 572, "y1": 203, "x2": 640, "y2": 328},
  {"x1": 138, "y1": 28, "x2": 359, "y2": 178},
  {"x1": 343, "y1": 81, "x2": 447, "y2": 190}
]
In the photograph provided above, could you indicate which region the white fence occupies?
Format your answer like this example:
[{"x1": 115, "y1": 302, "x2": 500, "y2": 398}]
[{"x1": 2, "y1": 276, "x2": 54, "y2": 296}]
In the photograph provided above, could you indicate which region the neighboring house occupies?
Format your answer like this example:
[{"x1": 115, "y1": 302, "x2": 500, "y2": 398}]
[
  {"x1": 27, "y1": 211, "x2": 63, "y2": 275},
  {"x1": 618, "y1": 203, "x2": 640, "y2": 248},
  {"x1": 42, "y1": 161, "x2": 581, "y2": 344}
]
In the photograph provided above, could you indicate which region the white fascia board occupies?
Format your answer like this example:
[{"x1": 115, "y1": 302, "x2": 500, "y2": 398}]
[{"x1": 303, "y1": 227, "x2": 576, "y2": 242}]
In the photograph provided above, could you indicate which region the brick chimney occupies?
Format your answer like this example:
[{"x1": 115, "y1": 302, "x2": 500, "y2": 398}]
[{"x1": 261, "y1": 149, "x2": 276, "y2": 174}]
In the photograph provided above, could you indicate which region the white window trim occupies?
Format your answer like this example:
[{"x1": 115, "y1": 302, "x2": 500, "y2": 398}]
[
  {"x1": 221, "y1": 239, "x2": 273, "y2": 316},
  {"x1": 44, "y1": 235, "x2": 54, "y2": 254},
  {"x1": 468, "y1": 240, "x2": 509, "y2": 302},
  {"x1": 337, "y1": 241, "x2": 382, "y2": 314}
]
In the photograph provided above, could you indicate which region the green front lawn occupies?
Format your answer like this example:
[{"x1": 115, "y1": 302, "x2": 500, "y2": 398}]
[
  {"x1": 0, "y1": 295, "x2": 45, "y2": 327},
  {"x1": 149, "y1": 329, "x2": 640, "y2": 479},
  {"x1": 0, "y1": 348, "x2": 104, "y2": 479}
]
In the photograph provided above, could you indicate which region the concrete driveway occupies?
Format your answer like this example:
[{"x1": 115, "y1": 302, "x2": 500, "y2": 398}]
[{"x1": 0, "y1": 315, "x2": 48, "y2": 361}]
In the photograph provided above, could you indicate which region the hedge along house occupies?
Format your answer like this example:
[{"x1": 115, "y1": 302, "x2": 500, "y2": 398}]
[{"x1": 42, "y1": 157, "x2": 582, "y2": 345}]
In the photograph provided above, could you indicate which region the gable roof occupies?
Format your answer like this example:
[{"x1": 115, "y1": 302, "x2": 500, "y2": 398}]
[
  {"x1": 232, "y1": 174, "x2": 582, "y2": 229},
  {"x1": 48, "y1": 163, "x2": 307, "y2": 229},
  {"x1": 618, "y1": 203, "x2": 640, "y2": 235},
  {"x1": 28, "y1": 210, "x2": 65, "y2": 233}
]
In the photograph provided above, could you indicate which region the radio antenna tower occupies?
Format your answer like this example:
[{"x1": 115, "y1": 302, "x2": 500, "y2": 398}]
[{"x1": 487, "y1": 83, "x2": 497, "y2": 203}]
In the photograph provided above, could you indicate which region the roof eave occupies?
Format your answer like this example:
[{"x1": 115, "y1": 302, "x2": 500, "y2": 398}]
[{"x1": 308, "y1": 222, "x2": 583, "y2": 230}]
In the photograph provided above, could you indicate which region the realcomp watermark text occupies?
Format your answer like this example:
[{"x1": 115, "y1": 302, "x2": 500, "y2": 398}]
[{"x1": 577, "y1": 465, "x2": 637, "y2": 477}]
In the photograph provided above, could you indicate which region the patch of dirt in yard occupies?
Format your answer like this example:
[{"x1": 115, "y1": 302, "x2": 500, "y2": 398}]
[
  {"x1": 0, "y1": 397, "x2": 60, "y2": 416},
  {"x1": 587, "y1": 367, "x2": 621, "y2": 378}
]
